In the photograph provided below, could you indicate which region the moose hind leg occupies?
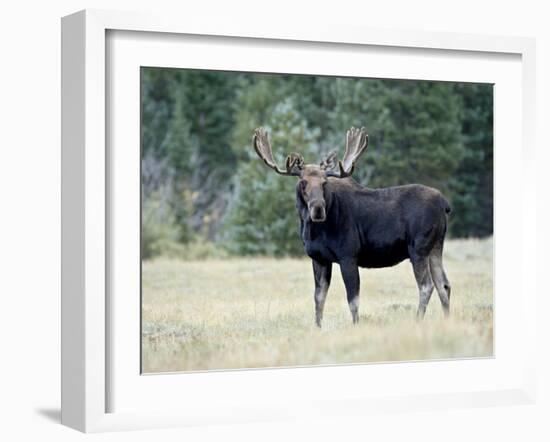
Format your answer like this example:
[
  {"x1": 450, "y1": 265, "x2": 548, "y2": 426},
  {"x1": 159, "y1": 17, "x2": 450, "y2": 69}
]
[
  {"x1": 312, "y1": 260, "x2": 332, "y2": 327},
  {"x1": 340, "y1": 260, "x2": 360, "y2": 324},
  {"x1": 429, "y1": 251, "x2": 451, "y2": 316},
  {"x1": 411, "y1": 256, "x2": 435, "y2": 319}
]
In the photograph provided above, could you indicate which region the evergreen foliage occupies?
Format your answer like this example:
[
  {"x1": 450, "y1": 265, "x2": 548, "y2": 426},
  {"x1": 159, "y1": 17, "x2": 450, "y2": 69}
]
[
  {"x1": 223, "y1": 98, "x2": 319, "y2": 256},
  {"x1": 141, "y1": 68, "x2": 493, "y2": 258}
]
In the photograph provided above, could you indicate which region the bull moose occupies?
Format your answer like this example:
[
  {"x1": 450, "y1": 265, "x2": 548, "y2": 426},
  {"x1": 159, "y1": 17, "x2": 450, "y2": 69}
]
[{"x1": 252, "y1": 126, "x2": 452, "y2": 327}]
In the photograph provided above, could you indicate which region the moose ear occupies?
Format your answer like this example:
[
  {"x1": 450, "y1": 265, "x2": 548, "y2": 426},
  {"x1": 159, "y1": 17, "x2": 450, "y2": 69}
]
[{"x1": 320, "y1": 151, "x2": 338, "y2": 170}]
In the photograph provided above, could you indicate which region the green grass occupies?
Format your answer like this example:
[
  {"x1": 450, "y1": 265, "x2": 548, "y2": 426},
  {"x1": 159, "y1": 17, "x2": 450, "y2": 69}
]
[{"x1": 142, "y1": 237, "x2": 493, "y2": 373}]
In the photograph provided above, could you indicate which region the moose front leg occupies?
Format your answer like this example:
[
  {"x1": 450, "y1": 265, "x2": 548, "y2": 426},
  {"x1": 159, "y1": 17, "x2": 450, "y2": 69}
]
[
  {"x1": 340, "y1": 260, "x2": 360, "y2": 324},
  {"x1": 312, "y1": 260, "x2": 332, "y2": 328}
]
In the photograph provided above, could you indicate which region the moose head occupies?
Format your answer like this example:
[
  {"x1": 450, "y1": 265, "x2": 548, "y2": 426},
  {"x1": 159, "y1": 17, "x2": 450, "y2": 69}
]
[{"x1": 252, "y1": 127, "x2": 369, "y2": 222}]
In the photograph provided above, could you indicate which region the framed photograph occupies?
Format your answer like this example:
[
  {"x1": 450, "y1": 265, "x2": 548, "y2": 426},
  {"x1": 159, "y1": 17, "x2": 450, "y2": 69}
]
[{"x1": 61, "y1": 9, "x2": 537, "y2": 432}]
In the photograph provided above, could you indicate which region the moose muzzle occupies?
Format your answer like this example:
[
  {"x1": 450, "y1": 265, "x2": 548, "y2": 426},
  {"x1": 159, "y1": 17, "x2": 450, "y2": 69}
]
[{"x1": 308, "y1": 200, "x2": 326, "y2": 223}]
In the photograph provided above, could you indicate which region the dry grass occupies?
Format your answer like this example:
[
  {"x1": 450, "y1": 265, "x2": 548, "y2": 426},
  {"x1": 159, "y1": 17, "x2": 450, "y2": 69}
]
[{"x1": 142, "y1": 237, "x2": 493, "y2": 373}]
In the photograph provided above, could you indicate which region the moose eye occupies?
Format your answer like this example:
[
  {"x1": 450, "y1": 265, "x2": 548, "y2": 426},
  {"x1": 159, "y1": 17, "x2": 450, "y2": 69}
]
[{"x1": 299, "y1": 180, "x2": 307, "y2": 190}]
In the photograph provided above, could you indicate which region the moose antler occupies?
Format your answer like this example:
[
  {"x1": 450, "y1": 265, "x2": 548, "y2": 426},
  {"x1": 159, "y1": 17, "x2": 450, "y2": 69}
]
[
  {"x1": 320, "y1": 151, "x2": 338, "y2": 171},
  {"x1": 253, "y1": 127, "x2": 303, "y2": 176},
  {"x1": 327, "y1": 127, "x2": 368, "y2": 178}
]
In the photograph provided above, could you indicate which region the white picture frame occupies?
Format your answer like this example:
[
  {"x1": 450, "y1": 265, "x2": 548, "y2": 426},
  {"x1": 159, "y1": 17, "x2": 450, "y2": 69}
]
[{"x1": 61, "y1": 9, "x2": 538, "y2": 433}]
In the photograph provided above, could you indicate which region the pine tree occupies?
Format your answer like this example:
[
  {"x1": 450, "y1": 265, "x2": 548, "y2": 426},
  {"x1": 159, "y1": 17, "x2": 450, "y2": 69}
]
[
  {"x1": 141, "y1": 68, "x2": 494, "y2": 258},
  {"x1": 449, "y1": 83, "x2": 493, "y2": 237},
  {"x1": 323, "y1": 79, "x2": 465, "y2": 195},
  {"x1": 222, "y1": 98, "x2": 319, "y2": 256}
]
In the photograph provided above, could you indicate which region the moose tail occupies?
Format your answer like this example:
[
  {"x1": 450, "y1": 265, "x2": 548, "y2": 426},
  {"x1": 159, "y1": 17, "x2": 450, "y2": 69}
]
[{"x1": 441, "y1": 196, "x2": 452, "y2": 215}]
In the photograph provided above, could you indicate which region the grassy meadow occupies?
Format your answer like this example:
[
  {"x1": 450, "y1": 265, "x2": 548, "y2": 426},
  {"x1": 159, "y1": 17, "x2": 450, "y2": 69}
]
[{"x1": 142, "y1": 237, "x2": 493, "y2": 373}]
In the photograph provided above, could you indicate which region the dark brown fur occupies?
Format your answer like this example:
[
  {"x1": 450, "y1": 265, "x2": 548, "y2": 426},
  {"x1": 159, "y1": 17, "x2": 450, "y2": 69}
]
[{"x1": 296, "y1": 173, "x2": 451, "y2": 326}]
